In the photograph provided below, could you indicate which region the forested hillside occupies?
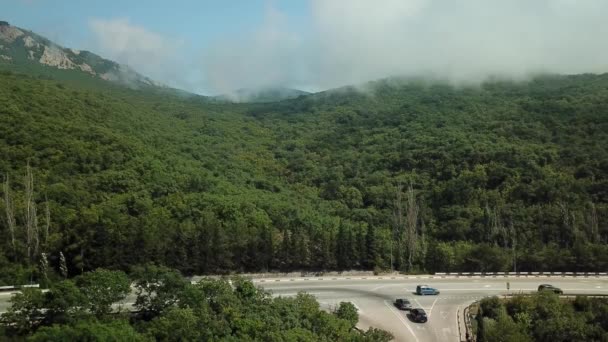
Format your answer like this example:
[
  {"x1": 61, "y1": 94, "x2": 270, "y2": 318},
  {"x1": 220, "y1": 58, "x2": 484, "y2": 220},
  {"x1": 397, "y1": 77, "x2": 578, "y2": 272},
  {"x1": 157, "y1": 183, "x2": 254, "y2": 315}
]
[{"x1": 1, "y1": 71, "x2": 607, "y2": 283}]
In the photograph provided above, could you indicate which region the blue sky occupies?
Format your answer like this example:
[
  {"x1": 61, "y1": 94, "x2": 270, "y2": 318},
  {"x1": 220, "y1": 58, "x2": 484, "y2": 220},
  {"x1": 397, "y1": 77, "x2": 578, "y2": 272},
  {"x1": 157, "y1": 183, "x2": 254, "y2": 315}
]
[
  {"x1": 6, "y1": 1, "x2": 310, "y2": 56},
  {"x1": 5, "y1": 0, "x2": 608, "y2": 95},
  {"x1": 6, "y1": 0, "x2": 313, "y2": 94}
]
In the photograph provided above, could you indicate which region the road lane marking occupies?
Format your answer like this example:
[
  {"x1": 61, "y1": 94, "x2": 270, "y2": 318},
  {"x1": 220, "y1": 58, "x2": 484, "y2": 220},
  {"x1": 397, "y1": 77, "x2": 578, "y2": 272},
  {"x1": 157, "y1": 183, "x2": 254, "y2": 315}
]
[
  {"x1": 383, "y1": 300, "x2": 419, "y2": 342},
  {"x1": 413, "y1": 298, "x2": 424, "y2": 310},
  {"x1": 427, "y1": 298, "x2": 438, "y2": 318},
  {"x1": 371, "y1": 284, "x2": 394, "y2": 291},
  {"x1": 270, "y1": 291, "x2": 334, "y2": 296}
]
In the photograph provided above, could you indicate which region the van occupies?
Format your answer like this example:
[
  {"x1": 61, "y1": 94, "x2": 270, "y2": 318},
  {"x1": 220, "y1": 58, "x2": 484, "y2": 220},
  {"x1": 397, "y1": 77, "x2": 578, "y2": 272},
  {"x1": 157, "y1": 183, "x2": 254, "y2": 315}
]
[{"x1": 416, "y1": 285, "x2": 440, "y2": 295}]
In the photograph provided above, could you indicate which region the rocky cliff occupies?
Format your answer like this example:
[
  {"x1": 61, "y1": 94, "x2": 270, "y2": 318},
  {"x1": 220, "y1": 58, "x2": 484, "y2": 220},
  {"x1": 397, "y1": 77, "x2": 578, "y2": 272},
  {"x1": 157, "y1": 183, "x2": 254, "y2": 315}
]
[{"x1": 0, "y1": 20, "x2": 162, "y2": 89}]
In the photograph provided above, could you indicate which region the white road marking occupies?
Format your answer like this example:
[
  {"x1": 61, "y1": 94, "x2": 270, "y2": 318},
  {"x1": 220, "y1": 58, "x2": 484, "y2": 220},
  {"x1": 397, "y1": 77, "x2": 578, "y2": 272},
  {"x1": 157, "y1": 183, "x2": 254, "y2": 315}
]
[
  {"x1": 383, "y1": 300, "x2": 419, "y2": 342},
  {"x1": 440, "y1": 288, "x2": 533, "y2": 291},
  {"x1": 271, "y1": 291, "x2": 334, "y2": 297},
  {"x1": 427, "y1": 298, "x2": 439, "y2": 318},
  {"x1": 484, "y1": 285, "x2": 491, "y2": 287},
  {"x1": 371, "y1": 284, "x2": 393, "y2": 291},
  {"x1": 413, "y1": 298, "x2": 424, "y2": 309}
]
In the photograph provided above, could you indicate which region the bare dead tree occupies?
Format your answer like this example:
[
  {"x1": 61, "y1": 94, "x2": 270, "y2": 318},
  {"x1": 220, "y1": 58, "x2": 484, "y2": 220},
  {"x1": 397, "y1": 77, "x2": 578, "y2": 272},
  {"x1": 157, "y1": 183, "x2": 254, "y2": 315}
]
[
  {"x1": 24, "y1": 163, "x2": 39, "y2": 263},
  {"x1": 33, "y1": 204, "x2": 39, "y2": 258},
  {"x1": 485, "y1": 204, "x2": 503, "y2": 246},
  {"x1": 3, "y1": 175, "x2": 16, "y2": 252},
  {"x1": 509, "y1": 221, "x2": 517, "y2": 272},
  {"x1": 44, "y1": 197, "x2": 50, "y2": 246},
  {"x1": 419, "y1": 216, "x2": 427, "y2": 266},
  {"x1": 589, "y1": 202, "x2": 599, "y2": 243},
  {"x1": 484, "y1": 204, "x2": 493, "y2": 242},
  {"x1": 404, "y1": 184, "x2": 419, "y2": 272},
  {"x1": 391, "y1": 184, "x2": 405, "y2": 271},
  {"x1": 558, "y1": 202, "x2": 571, "y2": 244}
]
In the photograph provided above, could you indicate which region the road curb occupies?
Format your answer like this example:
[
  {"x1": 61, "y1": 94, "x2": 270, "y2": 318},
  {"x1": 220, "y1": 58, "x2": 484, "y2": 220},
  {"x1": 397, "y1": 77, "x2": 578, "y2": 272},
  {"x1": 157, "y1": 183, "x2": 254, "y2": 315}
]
[{"x1": 251, "y1": 272, "x2": 608, "y2": 283}]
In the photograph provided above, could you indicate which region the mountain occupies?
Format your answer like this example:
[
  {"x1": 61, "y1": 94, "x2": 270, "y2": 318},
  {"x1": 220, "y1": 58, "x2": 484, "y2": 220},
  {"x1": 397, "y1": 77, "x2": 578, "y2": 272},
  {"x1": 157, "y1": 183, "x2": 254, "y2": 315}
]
[
  {"x1": 215, "y1": 87, "x2": 311, "y2": 103},
  {"x1": 1, "y1": 67, "x2": 607, "y2": 285},
  {"x1": 0, "y1": 20, "x2": 163, "y2": 89}
]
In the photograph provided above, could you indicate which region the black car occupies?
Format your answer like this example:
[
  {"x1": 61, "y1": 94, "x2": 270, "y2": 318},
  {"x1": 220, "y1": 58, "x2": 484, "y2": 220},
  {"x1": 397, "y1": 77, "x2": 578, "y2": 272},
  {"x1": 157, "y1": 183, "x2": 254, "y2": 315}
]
[
  {"x1": 538, "y1": 284, "x2": 563, "y2": 294},
  {"x1": 410, "y1": 308, "x2": 428, "y2": 323},
  {"x1": 394, "y1": 298, "x2": 412, "y2": 310}
]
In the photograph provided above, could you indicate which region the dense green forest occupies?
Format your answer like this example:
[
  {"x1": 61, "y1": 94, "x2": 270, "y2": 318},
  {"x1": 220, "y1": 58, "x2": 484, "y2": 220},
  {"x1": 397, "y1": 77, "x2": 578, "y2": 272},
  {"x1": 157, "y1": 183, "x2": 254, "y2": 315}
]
[
  {"x1": 0, "y1": 265, "x2": 391, "y2": 341},
  {"x1": 475, "y1": 293, "x2": 608, "y2": 341},
  {"x1": 1, "y1": 70, "x2": 607, "y2": 284}
]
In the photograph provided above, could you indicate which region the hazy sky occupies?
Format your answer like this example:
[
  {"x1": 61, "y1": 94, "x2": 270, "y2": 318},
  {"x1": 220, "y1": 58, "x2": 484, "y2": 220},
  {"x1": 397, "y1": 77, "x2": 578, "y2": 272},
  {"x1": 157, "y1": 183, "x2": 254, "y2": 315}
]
[{"x1": 6, "y1": 0, "x2": 608, "y2": 95}]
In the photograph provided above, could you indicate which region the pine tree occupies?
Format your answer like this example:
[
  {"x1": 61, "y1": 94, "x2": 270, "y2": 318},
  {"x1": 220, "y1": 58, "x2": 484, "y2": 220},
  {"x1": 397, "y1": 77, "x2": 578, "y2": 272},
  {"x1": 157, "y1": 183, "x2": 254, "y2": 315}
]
[
  {"x1": 365, "y1": 225, "x2": 378, "y2": 269},
  {"x1": 279, "y1": 230, "x2": 292, "y2": 271},
  {"x1": 404, "y1": 184, "x2": 419, "y2": 272}
]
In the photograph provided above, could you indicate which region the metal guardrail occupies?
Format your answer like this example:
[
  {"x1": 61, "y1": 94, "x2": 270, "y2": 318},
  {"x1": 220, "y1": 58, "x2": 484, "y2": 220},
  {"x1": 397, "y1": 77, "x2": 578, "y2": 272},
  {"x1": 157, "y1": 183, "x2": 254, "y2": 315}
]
[
  {"x1": 0, "y1": 284, "x2": 39, "y2": 292},
  {"x1": 463, "y1": 303, "x2": 476, "y2": 342},
  {"x1": 434, "y1": 272, "x2": 607, "y2": 277}
]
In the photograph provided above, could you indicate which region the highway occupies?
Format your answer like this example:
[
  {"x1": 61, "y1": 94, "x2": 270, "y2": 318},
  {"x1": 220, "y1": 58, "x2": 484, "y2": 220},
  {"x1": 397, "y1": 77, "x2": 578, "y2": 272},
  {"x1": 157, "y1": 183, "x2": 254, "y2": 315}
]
[
  {"x1": 254, "y1": 275, "x2": 608, "y2": 342},
  {"x1": 1, "y1": 275, "x2": 606, "y2": 341}
]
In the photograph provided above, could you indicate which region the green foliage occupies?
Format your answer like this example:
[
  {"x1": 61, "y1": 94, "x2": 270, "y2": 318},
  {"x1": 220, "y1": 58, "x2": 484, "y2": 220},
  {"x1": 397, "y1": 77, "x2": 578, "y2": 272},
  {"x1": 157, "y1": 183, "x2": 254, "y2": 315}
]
[
  {"x1": 28, "y1": 319, "x2": 148, "y2": 342},
  {"x1": 3, "y1": 268, "x2": 392, "y2": 340},
  {"x1": 131, "y1": 264, "x2": 188, "y2": 317},
  {"x1": 1, "y1": 71, "x2": 608, "y2": 279},
  {"x1": 362, "y1": 327, "x2": 394, "y2": 342},
  {"x1": 143, "y1": 307, "x2": 202, "y2": 341},
  {"x1": 477, "y1": 294, "x2": 608, "y2": 342},
  {"x1": 1, "y1": 288, "x2": 46, "y2": 334},
  {"x1": 75, "y1": 269, "x2": 130, "y2": 317},
  {"x1": 44, "y1": 280, "x2": 87, "y2": 324},
  {"x1": 483, "y1": 309, "x2": 533, "y2": 342},
  {"x1": 334, "y1": 302, "x2": 359, "y2": 328}
]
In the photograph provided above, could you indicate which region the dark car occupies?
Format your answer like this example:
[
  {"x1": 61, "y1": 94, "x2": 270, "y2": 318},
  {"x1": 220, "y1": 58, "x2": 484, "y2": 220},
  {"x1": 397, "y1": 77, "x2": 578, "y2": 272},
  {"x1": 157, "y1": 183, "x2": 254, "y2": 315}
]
[
  {"x1": 394, "y1": 298, "x2": 413, "y2": 310},
  {"x1": 538, "y1": 284, "x2": 563, "y2": 294},
  {"x1": 410, "y1": 308, "x2": 428, "y2": 323}
]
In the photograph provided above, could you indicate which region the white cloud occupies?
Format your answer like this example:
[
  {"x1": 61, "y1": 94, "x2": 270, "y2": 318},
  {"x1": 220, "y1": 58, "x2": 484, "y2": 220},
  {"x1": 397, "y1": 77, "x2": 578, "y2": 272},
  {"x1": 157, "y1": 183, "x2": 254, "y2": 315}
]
[
  {"x1": 88, "y1": 18, "x2": 195, "y2": 90},
  {"x1": 204, "y1": 0, "x2": 608, "y2": 93},
  {"x1": 203, "y1": 7, "x2": 306, "y2": 95}
]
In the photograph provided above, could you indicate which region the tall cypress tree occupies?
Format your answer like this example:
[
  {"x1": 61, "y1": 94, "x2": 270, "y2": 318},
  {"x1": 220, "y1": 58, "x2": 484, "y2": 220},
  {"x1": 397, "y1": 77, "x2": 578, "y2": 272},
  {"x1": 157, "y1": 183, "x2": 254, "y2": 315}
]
[
  {"x1": 279, "y1": 230, "x2": 292, "y2": 271},
  {"x1": 365, "y1": 225, "x2": 378, "y2": 269}
]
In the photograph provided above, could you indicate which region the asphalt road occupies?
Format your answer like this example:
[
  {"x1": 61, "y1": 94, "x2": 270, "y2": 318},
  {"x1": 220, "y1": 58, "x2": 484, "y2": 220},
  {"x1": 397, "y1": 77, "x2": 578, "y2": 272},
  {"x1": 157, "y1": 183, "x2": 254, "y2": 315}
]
[
  {"x1": 255, "y1": 276, "x2": 608, "y2": 342},
  {"x1": 1, "y1": 275, "x2": 606, "y2": 342}
]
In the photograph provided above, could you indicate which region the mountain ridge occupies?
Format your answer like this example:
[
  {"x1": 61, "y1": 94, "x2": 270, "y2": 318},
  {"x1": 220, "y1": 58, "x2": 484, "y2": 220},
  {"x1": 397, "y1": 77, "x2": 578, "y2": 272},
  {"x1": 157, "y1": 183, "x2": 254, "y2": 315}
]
[{"x1": 0, "y1": 20, "x2": 165, "y2": 90}]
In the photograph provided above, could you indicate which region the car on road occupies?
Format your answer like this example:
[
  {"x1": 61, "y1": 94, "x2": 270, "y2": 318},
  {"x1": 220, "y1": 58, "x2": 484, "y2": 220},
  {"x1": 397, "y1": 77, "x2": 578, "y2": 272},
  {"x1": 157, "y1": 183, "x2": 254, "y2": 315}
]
[
  {"x1": 409, "y1": 308, "x2": 428, "y2": 323},
  {"x1": 394, "y1": 298, "x2": 412, "y2": 310},
  {"x1": 538, "y1": 284, "x2": 563, "y2": 294},
  {"x1": 416, "y1": 285, "x2": 440, "y2": 295}
]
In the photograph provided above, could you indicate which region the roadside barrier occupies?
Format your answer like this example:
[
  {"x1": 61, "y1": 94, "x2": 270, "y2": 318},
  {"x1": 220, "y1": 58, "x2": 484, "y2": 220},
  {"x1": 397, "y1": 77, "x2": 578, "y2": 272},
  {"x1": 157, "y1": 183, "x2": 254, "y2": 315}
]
[
  {"x1": 0, "y1": 284, "x2": 39, "y2": 292},
  {"x1": 250, "y1": 272, "x2": 607, "y2": 283}
]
